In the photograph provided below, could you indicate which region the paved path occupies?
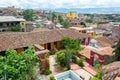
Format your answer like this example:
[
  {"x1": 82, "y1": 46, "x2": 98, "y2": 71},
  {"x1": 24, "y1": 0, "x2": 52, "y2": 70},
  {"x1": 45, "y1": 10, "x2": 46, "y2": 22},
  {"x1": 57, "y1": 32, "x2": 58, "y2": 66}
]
[
  {"x1": 49, "y1": 55, "x2": 55, "y2": 72},
  {"x1": 71, "y1": 63, "x2": 81, "y2": 70},
  {"x1": 35, "y1": 63, "x2": 49, "y2": 80},
  {"x1": 83, "y1": 62, "x2": 97, "y2": 76},
  {"x1": 49, "y1": 55, "x2": 62, "y2": 75},
  {"x1": 37, "y1": 74, "x2": 49, "y2": 80},
  {"x1": 74, "y1": 69, "x2": 92, "y2": 80}
]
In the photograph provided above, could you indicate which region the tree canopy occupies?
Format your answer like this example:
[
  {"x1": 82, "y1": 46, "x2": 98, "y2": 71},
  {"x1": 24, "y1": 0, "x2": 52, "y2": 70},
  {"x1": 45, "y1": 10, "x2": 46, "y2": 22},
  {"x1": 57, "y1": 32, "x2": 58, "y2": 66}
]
[
  {"x1": 61, "y1": 37, "x2": 83, "y2": 55},
  {"x1": 13, "y1": 12, "x2": 17, "y2": 17},
  {"x1": 22, "y1": 10, "x2": 36, "y2": 21},
  {"x1": 56, "y1": 50, "x2": 66, "y2": 66},
  {"x1": 36, "y1": 24, "x2": 43, "y2": 28},
  {"x1": 80, "y1": 22, "x2": 86, "y2": 27},
  {"x1": 0, "y1": 46, "x2": 38, "y2": 80},
  {"x1": 58, "y1": 15, "x2": 64, "y2": 24},
  {"x1": 56, "y1": 37, "x2": 83, "y2": 69},
  {"x1": 62, "y1": 20, "x2": 70, "y2": 28},
  {"x1": 58, "y1": 15, "x2": 70, "y2": 28},
  {"x1": 52, "y1": 12, "x2": 57, "y2": 23},
  {"x1": 7, "y1": 24, "x2": 22, "y2": 32},
  {"x1": 91, "y1": 64, "x2": 102, "y2": 80}
]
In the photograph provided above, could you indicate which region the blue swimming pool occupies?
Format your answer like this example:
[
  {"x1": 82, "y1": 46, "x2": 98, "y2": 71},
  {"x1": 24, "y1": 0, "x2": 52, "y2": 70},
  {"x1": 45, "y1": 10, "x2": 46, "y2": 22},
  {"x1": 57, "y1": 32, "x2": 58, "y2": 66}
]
[{"x1": 55, "y1": 70, "x2": 82, "y2": 80}]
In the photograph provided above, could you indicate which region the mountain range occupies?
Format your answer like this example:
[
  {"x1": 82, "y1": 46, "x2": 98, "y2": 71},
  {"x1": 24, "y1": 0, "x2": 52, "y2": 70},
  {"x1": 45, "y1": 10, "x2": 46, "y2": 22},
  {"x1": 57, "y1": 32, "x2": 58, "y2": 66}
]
[{"x1": 43, "y1": 7, "x2": 120, "y2": 14}]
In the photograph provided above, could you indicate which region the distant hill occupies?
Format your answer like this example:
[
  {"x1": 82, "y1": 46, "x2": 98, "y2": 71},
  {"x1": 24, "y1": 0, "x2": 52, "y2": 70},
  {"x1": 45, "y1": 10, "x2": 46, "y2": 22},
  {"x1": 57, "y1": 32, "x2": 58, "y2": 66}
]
[{"x1": 44, "y1": 7, "x2": 120, "y2": 14}]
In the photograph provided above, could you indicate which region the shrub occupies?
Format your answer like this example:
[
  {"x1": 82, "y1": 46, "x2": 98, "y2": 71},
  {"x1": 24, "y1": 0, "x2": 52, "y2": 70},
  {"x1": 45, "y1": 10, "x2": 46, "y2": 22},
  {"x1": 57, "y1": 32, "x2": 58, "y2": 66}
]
[
  {"x1": 50, "y1": 48, "x2": 58, "y2": 55},
  {"x1": 7, "y1": 24, "x2": 22, "y2": 32},
  {"x1": 45, "y1": 59, "x2": 50, "y2": 69},
  {"x1": 36, "y1": 24, "x2": 43, "y2": 28},
  {"x1": 72, "y1": 55, "x2": 77, "y2": 63},
  {"x1": 91, "y1": 64, "x2": 102, "y2": 80},
  {"x1": 78, "y1": 59, "x2": 84, "y2": 67},
  {"x1": 49, "y1": 75, "x2": 56, "y2": 80},
  {"x1": 56, "y1": 50, "x2": 66, "y2": 66},
  {"x1": 44, "y1": 69, "x2": 52, "y2": 75},
  {"x1": 77, "y1": 56, "x2": 85, "y2": 67},
  {"x1": 63, "y1": 67, "x2": 68, "y2": 71}
]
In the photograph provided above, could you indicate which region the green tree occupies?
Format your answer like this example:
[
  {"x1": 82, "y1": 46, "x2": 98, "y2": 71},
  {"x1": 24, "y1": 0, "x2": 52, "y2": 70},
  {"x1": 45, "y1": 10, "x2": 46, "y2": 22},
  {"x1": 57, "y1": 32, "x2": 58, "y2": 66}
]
[
  {"x1": 80, "y1": 22, "x2": 86, "y2": 27},
  {"x1": 58, "y1": 15, "x2": 64, "y2": 24},
  {"x1": 55, "y1": 49, "x2": 71, "y2": 70},
  {"x1": 23, "y1": 10, "x2": 35, "y2": 21},
  {"x1": 86, "y1": 19, "x2": 93, "y2": 23},
  {"x1": 36, "y1": 24, "x2": 43, "y2": 28},
  {"x1": 114, "y1": 39, "x2": 120, "y2": 61},
  {"x1": 0, "y1": 46, "x2": 38, "y2": 80},
  {"x1": 61, "y1": 37, "x2": 83, "y2": 54},
  {"x1": 78, "y1": 56, "x2": 85, "y2": 67},
  {"x1": 13, "y1": 12, "x2": 17, "y2": 17},
  {"x1": 50, "y1": 75, "x2": 55, "y2": 80},
  {"x1": 7, "y1": 24, "x2": 22, "y2": 32},
  {"x1": 52, "y1": 12, "x2": 57, "y2": 23},
  {"x1": 65, "y1": 47, "x2": 71, "y2": 70},
  {"x1": 58, "y1": 15, "x2": 70, "y2": 28},
  {"x1": 86, "y1": 19, "x2": 99, "y2": 24},
  {"x1": 91, "y1": 64, "x2": 102, "y2": 80},
  {"x1": 56, "y1": 50, "x2": 66, "y2": 66},
  {"x1": 61, "y1": 37, "x2": 83, "y2": 69},
  {"x1": 33, "y1": 14, "x2": 39, "y2": 20},
  {"x1": 62, "y1": 20, "x2": 70, "y2": 28}
]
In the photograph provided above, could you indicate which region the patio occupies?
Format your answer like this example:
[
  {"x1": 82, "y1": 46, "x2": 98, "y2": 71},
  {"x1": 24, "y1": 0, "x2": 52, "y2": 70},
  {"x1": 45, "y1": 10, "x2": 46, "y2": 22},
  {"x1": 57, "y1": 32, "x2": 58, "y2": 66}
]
[
  {"x1": 49, "y1": 55, "x2": 97, "y2": 80},
  {"x1": 74, "y1": 69, "x2": 93, "y2": 80},
  {"x1": 49, "y1": 55, "x2": 81, "y2": 75}
]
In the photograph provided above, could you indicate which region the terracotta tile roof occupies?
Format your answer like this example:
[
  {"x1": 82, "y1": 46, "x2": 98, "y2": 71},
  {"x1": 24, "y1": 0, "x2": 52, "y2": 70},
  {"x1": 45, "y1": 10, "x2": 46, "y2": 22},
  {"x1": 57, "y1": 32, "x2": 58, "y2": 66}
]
[
  {"x1": 0, "y1": 29, "x2": 90, "y2": 51},
  {"x1": 98, "y1": 47, "x2": 114, "y2": 55},
  {"x1": 108, "y1": 36, "x2": 119, "y2": 47},
  {"x1": 97, "y1": 23, "x2": 113, "y2": 30},
  {"x1": 32, "y1": 28, "x2": 50, "y2": 32},
  {"x1": 112, "y1": 26, "x2": 120, "y2": 38},
  {"x1": 115, "y1": 77, "x2": 120, "y2": 80},
  {"x1": 79, "y1": 46, "x2": 91, "y2": 58},
  {"x1": 102, "y1": 61, "x2": 120, "y2": 80},
  {"x1": 95, "y1": 37, "x2": 113, "y2": 47},
  {"x1": 79, "y1": 46, "x2": 114, "y2": 59}
]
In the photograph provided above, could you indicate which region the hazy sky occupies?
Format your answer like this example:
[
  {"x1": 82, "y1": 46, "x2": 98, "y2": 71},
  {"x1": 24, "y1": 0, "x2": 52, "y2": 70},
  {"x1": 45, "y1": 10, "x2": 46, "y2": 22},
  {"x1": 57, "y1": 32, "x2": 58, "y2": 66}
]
[{"x1": 0, "y1": 0, "x2": 120, "y2": 9}]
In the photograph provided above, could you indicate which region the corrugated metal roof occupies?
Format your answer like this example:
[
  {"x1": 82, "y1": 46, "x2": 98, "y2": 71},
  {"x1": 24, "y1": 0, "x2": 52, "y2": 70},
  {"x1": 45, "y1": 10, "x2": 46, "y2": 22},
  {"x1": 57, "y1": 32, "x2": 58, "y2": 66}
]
[{"x1": 0, "y1": 16, "x2": 25, "y2": 22}]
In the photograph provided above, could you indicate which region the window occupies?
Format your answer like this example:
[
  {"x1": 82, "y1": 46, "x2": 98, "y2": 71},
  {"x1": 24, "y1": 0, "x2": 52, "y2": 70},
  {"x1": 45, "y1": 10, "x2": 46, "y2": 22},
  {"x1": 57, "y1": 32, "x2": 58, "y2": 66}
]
[{"x1": 86, "y1": 38, "x2": 88, "y2": 43}]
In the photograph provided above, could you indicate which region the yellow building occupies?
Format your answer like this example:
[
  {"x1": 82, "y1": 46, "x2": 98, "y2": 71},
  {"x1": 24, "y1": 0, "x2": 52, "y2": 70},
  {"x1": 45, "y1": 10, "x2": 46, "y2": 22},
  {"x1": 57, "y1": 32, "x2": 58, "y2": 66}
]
[
  {"x1": 66, "y1": 12, "x2": 78, "y2": 19},
  {"x1": 87, "y1": 31, "x2": 96, "y2": 37},
  {"x1": 87, "y1": 30, "x2": 104, "y2": 38},
  {"x1": 69, "y1": 27, "x2": 104, "y2": 38}
]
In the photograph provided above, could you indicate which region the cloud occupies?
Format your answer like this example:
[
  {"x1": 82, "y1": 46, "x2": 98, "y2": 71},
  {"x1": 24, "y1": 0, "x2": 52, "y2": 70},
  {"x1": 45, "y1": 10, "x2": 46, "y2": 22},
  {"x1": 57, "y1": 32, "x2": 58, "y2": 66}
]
[{"x1": 0, "y1": 0, "x2": 120, "y2": 9}]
